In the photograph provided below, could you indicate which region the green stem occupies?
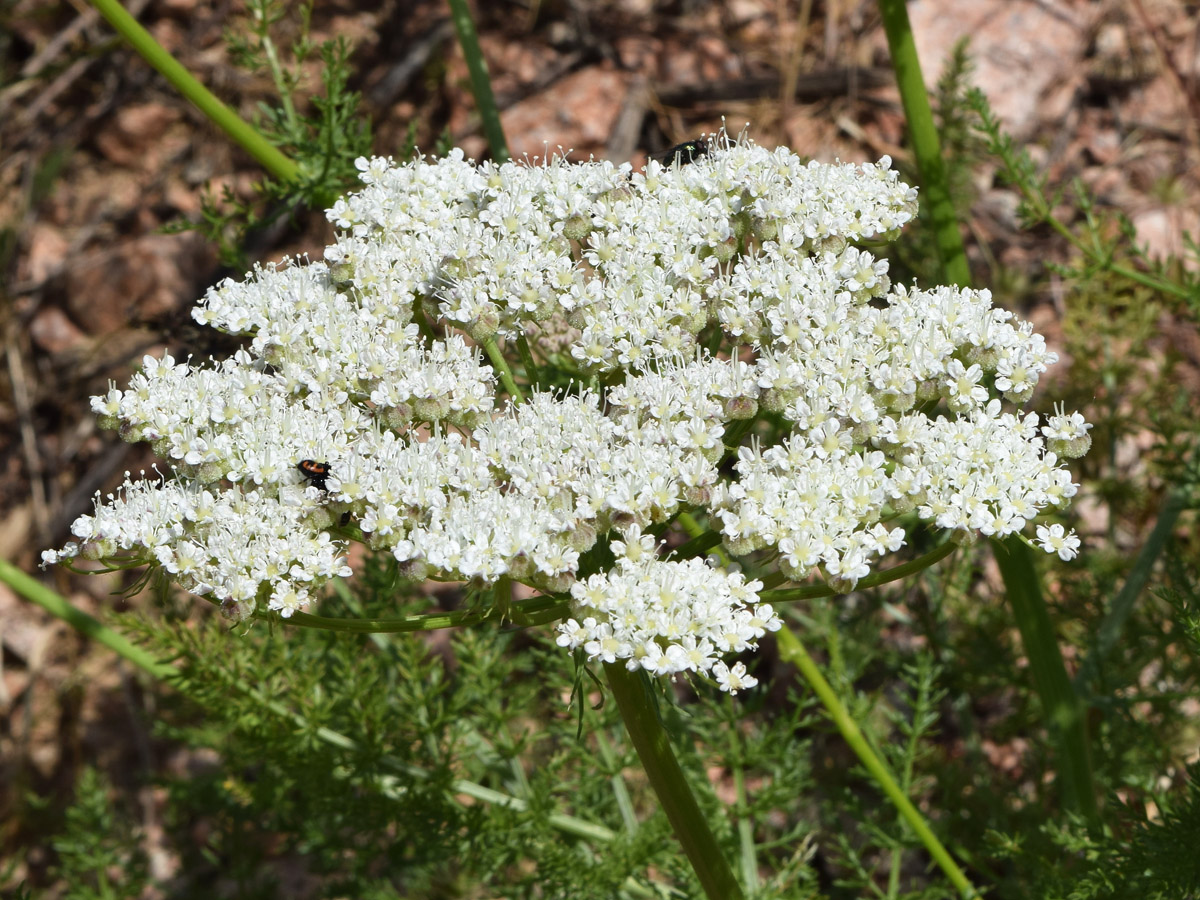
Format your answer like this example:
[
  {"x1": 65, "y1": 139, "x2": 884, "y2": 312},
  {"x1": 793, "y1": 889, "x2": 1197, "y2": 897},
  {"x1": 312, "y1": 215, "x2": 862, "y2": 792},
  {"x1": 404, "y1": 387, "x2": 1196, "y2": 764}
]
[
  {"x1": 877, "y1": 0, "x2": 970, "y2": 289},
  {"x1": 285, "y1": 607, "x2": 485, "y2": 633},
  {"x1": 668, "y1": 516, "x2": 959, "y2": 600},
  {"x1": 761, "y1": 539, "x2": 958, "y2": 601},
  {"x1": 481, "y1": 337, "x2": 526, "y2": 404},
  {"x1": 515, "y1": 332, "x2": 543, "y2": 393},
  {"x1": 87, "y1": 0, "x2": 299, "y2": 184},
  {"x1": 1074, "y1": 486, "x2": 1187, "y2": 693},
  {"x1": 282, "y1": 593, "x2": 566, "y2": 633},
  {"x1": 2, "y1": 558, "x2": 175, "y2": 679},
  {"x1": 1048, "y1": 208, "x2": 1189, "y2": 298},
  {"x1": 776, "y1": 625, "x2": 978, "y2": 898},
  {"x1": 256, "y1": 25, "x2": 298, "y2": 135},
  {"x1": 729, "y1": 718, "x2": 759, "y2": 893},
  {"x1": 1, "y1": 560, "x2": 612, "y2": 842},
  {"x1": 446, "y1": 0, "x2": 510, "y2": 162},
  {"x1": 605, "y1": 663, "x2": 744, "y2": 900},
  {"x1": 968, "y1": 91, "x2": 1194, "y2": 302},
  {"x1": 676, "y1": 511, "x2": 704, "y2": 539},
  {"x1": 670, "y1": 529, "x2": 724, "y2": 562},
  {"x1": 993, "y1": 535, "x2": 1100, "y2": 826}
]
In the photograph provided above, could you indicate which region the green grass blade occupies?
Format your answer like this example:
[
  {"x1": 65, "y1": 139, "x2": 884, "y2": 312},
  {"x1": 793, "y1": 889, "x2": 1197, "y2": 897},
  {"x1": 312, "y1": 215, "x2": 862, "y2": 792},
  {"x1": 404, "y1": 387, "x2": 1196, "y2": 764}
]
[
  {"x1": 87, "y1": 0, "x2": 299, "y2": 183},
  {"x1": 877, "y1": 0, "x2": 970, "y2": 288},
  {"x1": 993, "y1": 535, "x2": 1100, "y2": 826},
  {"x1": 446, "y1": 0, "x2": 510, "y2": 162}
]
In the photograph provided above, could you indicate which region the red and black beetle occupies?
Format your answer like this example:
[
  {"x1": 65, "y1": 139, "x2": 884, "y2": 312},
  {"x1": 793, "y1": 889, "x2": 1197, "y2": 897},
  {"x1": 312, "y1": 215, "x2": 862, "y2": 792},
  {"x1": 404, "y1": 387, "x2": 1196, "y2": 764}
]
[{"x1": 297, "y1": 459, "x2": 332, "y2": 491}]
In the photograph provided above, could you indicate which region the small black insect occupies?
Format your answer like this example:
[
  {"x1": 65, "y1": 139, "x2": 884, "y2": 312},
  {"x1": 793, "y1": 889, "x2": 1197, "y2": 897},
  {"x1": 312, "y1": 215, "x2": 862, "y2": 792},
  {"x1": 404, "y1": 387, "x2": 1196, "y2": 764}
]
[
  {"x1": 656, "y1": 137, "x2": 711, "y2": 166},
  {"x1": 297, "y1": 459, "x2": 332, "y2": 491}
]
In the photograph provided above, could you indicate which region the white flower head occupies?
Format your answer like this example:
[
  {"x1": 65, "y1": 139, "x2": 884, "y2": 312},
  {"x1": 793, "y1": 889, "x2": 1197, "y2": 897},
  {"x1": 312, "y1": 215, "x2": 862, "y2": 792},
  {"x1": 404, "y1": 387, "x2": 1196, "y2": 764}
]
[
  {"x1": 47, "y1": 129, "x2": 1087, "y2": 680},
  {"x1": 557, "y1": 555, "x2": 776, "y2": 693},
  {"x1": 1042, "y1": 404, "x2": 1093, "y2": 459}
]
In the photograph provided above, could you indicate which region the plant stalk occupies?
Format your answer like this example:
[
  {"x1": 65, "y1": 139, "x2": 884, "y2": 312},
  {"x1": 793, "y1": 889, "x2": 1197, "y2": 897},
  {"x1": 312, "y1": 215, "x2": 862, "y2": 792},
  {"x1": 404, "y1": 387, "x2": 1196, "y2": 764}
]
[
  {"x1": 446, "y1": 0, "x2": 510, "y2": 162},
  {"x1": 776, "y1": 625, "x2": 978, "y2": 897},
  {"x1": 605, "y1": 663, "x2": 744, "y2": 900},
  {"x1": 87, "y1": 0, "x2": 299, "y2": 183},
  {"x1": 993, "y1": 535, "x2": 1100, "y2": 826},
  {"x1": 481, "y1": 337, "x2": 526, "y2": 404},
  {"x1": 877, "y1": 0, "x2": 970, "y2": 288}
]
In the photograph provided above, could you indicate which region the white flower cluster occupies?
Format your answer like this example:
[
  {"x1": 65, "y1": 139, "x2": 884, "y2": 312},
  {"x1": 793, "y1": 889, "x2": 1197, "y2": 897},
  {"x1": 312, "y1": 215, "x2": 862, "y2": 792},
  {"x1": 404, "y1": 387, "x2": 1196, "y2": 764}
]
[
  {"x1": 46, "y1": 476, "x2": 351, "y2": 617},
  {"x1": 556, "y1": 530, "x2": 780, "y2": 693},
  {"x1": 336, "y1": 388, "x2": 721, "y2": 590},
  {"x1": 46, "y1": 132, "x2": 1089, "y2": 686}
]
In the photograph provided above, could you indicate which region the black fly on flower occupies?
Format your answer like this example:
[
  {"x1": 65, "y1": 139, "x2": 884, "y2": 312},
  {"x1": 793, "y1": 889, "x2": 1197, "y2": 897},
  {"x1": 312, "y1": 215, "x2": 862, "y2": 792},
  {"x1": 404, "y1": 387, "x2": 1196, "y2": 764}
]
[{"x1": 653, "y1": 136, "x2": 711, "y2": 166}]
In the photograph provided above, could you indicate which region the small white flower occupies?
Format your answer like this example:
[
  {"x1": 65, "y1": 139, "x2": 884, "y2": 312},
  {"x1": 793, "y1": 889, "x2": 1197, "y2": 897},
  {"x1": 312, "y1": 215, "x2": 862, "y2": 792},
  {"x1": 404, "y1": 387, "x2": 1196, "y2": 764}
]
[
  {"x1": 268, "y1": 581, "x2": 310, "y2": 617},
  {"x1": 556, "y1": 618, "x2": 588, "y2": 649},
  {"x1": 713, "y1": 661, "x2": 758, "y2": 694},
  {"x1": 1042, "y1": 406, "x2": 1093, "y2": 459},
  {"x1": 1036, "y1": 523, "x2": 1081, "y2": 561},
  {"x1": 944, "y1": 360, "x2": 988, "y2": 412}
]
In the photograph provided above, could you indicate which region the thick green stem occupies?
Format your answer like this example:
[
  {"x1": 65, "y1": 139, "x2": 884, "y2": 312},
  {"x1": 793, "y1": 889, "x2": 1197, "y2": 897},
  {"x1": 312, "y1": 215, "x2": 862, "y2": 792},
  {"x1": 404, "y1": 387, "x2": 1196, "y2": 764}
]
[
  {"x1": 877, "y1": 0, "x2": 970, "y2": 288},
  {"x1": 87, "y1": 0, "x2": 298, "y2": 184},
  {"x1": 446, "y1": 0, "x2": 510, "y2": 162},
  {"x1": 776, "y1": 625, "x2": 978, "y2": 898},
  {"x1": 284, "y1": 593, "x2": 566, "y2": 633},
  {"x1": 605, "y1": 663, "x2": 744, "y2": 900},
  {"x1": 514, "y1": 333, "x2": 543, "y2": 393},
  {"x1": 993, "y1": 535, "x2": 1100, "y2": 826},
  {"x1": 670, "y1": 529, "x2": 724, "y2": 562}
]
